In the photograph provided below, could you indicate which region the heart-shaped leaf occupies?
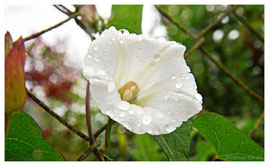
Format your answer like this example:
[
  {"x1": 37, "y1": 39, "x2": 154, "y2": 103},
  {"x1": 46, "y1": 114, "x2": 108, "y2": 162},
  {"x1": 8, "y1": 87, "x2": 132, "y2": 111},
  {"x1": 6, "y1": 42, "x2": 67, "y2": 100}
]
[
  {"x1": 5, "y1": 111, "x2": 64, "y2": 161},
  {"x1": 192, "y1": 113, "x2": 264, "y2": 161}
]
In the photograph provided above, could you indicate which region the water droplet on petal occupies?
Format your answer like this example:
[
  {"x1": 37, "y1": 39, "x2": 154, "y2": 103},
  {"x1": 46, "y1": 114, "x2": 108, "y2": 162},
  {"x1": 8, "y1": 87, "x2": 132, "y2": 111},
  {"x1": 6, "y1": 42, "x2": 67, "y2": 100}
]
[
  {"x1": 119, "y1": 112, "x2": 125, "y2": 117},
  {"x1": 112, "y1": 37, "x2": 116, "y2": 41},
  {"x1": 165, "y1": 124, "x2": 175, "y2": 133},
  {"x1": 157, "y1": 113, "x2": 164, "y2": 118},
  {"x1": 98, "y1": 70, "x2": 105, "y2": 75},
  {"x1": 167, "y1": 112, "x2": 171, "y2": 115},
  {"x1": 107, "y1": 82, "x2": 115, "y2": 92},
  {"x1": 142, "y1": 114, "x2": 152, "y2": 125},
  {"x1": 171, "y1": 75, "x2": 176, "y2": 80},
  {"x1": 93, "y1": 46, "x2": 98, "y2": 51},
  {"x1": 117, "y1": 101, "x2": 130, "y2": 111},
  {"x1": 136, "y1": 106, "x2": 143, "y2": 114},
  {"x1": 195, "y1": 93, "x2": 203, "y2": 102},
  {"x1": 185, "y1": 76, "x2": 190, "y2": 80},
  {"x1": 158, "y1": 37, "x2": 166, "y2": 42},
  {"x1": 129, "y1": 109, "x2": 135, "y2": 115},
  {"x1": 164, "y1": 95, "x2": 170, "y2": 101},
  {"x1": 93, "y1": 57, "x2": 100, "y2": 62},
  {"x1": 175, "y1": 82, "x2": 183, "y2": 89}
]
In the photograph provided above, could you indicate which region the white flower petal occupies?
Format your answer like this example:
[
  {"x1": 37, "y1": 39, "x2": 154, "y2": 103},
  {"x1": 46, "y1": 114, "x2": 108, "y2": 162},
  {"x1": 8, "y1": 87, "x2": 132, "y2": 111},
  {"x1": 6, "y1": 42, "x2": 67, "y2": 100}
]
[{"x1": 84, "y1": 26, "x2": 203, "y2": 135}]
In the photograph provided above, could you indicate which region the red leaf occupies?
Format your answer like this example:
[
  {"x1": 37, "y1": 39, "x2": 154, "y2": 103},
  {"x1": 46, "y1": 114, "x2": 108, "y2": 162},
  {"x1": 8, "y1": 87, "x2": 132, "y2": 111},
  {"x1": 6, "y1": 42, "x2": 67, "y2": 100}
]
[
  {"x1": 5, "y1": 37, "x2": 27, "y2": 114},
  {"x1": 5, "y1": 32, "x2": 13, "y2": 59}
]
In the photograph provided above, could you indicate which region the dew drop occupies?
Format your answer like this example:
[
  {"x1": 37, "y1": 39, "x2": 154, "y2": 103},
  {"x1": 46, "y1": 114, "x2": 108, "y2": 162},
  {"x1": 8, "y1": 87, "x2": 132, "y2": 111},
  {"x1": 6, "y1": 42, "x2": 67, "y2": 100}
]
[
  {"x1": 158, "y1": 37, "x2": 166, "y2": 42},
  {"x1": 119, "y1": 112, "x2": 125, "y2": 118},
  {"x1": 157, "y1": 113, "x2": 164, "y2": 118},
  {"x1": 165, "y1": 124, "x2": 175, "y2": 133},
  {"x1": 175, "y1": 82, "x2": 183, "y2": 89},
  {"x1": 185, "y1": 76, "x2": 190, "y2": 80},
  {"x1": 167, "y1": 112, "x2": 171, "y2": 115},
  {"x1": 107, "y1": 82, "x2": 115, "y2": 92},
  {"x1": 117, "y1": 101, "x2": 130, "y2": 110},
  {"x1": 119, "y1": 40, "x2": 123, "y2": 44},
  {"x1": 112, "y1": 37, "x2": 116, "y2": 41},
  {"x1": 171, "y1": 75, "x2": 176, "y2": 80},
  {"x1": 93, "y1": 57, "x2": 100, "y2": 63},
  {"x1": 93, "y1": 46, "x2": 98, "y2": 51},
  {"x1": 142, "y1": 114, "x2": 152, "y2": 125},
  {"x1": 129, "y1": 109, "x2": 135, "y2": 115},
  {"x1": 164, "y1": 95, "x2": 170, "y2": 101},
  {"x1": 195, "y1": 93, "x2": 203, "y2": 102},
  {"x1": 136, "y1": 106, "x2": 143, "y2": 114},
  {"x1": 98, "y1": 70, "x2": 105, "y2": 75}
]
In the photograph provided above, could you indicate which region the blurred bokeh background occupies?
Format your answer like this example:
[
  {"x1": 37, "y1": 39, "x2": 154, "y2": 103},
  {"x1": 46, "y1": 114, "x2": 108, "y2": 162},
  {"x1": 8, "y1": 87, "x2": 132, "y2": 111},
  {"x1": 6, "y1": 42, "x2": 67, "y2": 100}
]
[{"x1": 5, "y1": 5, "x2": 264, "y2": 161}]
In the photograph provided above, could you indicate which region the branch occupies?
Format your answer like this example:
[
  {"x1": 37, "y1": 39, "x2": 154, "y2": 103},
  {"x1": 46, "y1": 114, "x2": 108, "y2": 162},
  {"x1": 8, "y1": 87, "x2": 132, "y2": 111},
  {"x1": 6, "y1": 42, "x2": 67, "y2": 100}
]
[
  {"x1": 23, "y1": 12, "x2": 79, "y2": 42},
  {"x1": 185, "y1": 37, "x2": 205, "y2": 59},
  {"x1": 27, "y1": 90, "x2": 90, "y2": 142},
  {"x1": 93, "y1": 123, "x2": 108, "y2": 140},
  {"x1": 233, "y1": 11, "x2": 264, "y2": 43},
  {"x1": 196, "y1": 5, "x2": 237, "y2": 39},
  {"x1": 54, "y1": 5, "x2": 95, "y2": 41},
  {"x1": 156, "y1": 5, "x2": 264, "y2": 103},
  {"x1": 77, "y1": 139, "x2": 101, "y2": 161},
  {"x1": 248, "y1": 111, "x2": 264, "y2": 138}
]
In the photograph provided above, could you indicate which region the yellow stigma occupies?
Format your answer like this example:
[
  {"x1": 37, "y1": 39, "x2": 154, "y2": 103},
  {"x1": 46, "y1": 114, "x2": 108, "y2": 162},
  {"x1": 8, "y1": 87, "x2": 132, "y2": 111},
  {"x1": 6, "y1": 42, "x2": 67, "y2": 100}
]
[{"x1": 118, "y1": 81, "x2": 139, "y2": 102}]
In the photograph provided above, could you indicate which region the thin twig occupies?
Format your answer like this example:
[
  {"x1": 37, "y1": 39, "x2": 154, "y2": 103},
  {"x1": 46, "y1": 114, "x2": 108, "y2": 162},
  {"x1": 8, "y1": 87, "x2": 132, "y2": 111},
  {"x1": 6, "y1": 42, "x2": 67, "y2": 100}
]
[
  {"x1": 23, "y1": 12, "x2": 79, "y2": 42},
  {"x1": 196, "y1": 5, "x2": 237, "y2": 39},
  {"x1": 233, "y1": 10, "x2": 264, "y2": 43},
  {"x1": 77, "y1": 140, "x2": 101, "y2": 161},
  {"x1": 248, "y1": 111, "x2": 264, "y2": 138},
  {"x1": 27, "y1": 90, "x2": 90, "y2": 142},
  {"x1": 156, "y1": 5, "x2": 264, "y2": 103},
  {"x1": 53, "y1": 5, "x2": 72, "y2": 15},
  {"x1": 54, "y1": 5, "x2": 95, "y2": 41},
  {"x1": 185, "y1": 37, "x2": 205, "y2": 59},
  {"x1": 199, "y1": 47, "x2": 264, "y2": 103},
  {"x1": 93, "y1": 123, "x2": 108, "y2": 140}
]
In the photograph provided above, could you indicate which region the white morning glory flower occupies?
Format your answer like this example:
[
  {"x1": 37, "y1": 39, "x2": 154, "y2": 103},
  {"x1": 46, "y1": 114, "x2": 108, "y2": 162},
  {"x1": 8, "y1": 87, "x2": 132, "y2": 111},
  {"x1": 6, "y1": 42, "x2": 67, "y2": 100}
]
[{"x1": 83, "y1": 26, "x2": 202, "y2": 135}]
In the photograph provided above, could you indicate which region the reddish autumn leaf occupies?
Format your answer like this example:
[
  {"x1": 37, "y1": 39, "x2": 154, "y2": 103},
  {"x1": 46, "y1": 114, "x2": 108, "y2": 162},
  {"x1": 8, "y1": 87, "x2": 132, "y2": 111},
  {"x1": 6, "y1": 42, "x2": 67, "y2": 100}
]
[
  {"x1": 5, "y1": 32, "x2": 13, "y2": 59},
  {"x1": 5, "y1": 37, "x2": 27, "y2": 114}
]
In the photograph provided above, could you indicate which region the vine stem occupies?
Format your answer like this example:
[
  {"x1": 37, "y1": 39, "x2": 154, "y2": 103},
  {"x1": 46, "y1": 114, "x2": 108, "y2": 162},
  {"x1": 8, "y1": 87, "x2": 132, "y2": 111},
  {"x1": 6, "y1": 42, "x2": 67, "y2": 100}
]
[
  {"x1": 27, "y1": 90, "x2": 90, "y2": 142},
  {"x1": 85, "y1": 81, "x2": 104, "y2": 161},
  {"x1": 86, "y1": 81, "x2": 94, "y2": 144},
  {"x1": 248, "y1": 111, "x2": 264, "y2": 138},
  {"x1": 77, "y1": 140, "x2": 101, "y2": 161},
  {"x1": 23, "y1": 12, "x2": 79, "y2": 42}
]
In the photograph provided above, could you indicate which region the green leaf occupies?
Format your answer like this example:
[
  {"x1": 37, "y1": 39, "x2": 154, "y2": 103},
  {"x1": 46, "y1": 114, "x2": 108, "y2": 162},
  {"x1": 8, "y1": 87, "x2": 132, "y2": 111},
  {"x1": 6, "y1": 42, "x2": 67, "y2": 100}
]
[
  {"x1": 130, "y1": 134, "x2": 167, "y2": 161},
  {"x1": 5, "y1": 37, "x2": 27, "y2": 114},
  {"x1": 5, "y1": 111, "x2": 64, "y2": 161},
  {"x1": 154, "y1": 121, "x2": 191, "y2": 161},
  {"x1": 191, "y1": 137, "x2": 215, "y2": 161},
  {"x1": 192, "y1": 113, "x2": 264, "y2": 161},
  {"x1": 108, "y1": 5, "x2": 143, "y2": 34}
]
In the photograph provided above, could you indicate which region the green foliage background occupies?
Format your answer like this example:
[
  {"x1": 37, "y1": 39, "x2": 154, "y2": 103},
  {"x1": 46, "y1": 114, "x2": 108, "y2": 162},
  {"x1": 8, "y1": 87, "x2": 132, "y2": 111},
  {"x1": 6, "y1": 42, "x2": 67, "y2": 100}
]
[{"x1": 6, "y1": 5, "x2": 264, "y2": 161}]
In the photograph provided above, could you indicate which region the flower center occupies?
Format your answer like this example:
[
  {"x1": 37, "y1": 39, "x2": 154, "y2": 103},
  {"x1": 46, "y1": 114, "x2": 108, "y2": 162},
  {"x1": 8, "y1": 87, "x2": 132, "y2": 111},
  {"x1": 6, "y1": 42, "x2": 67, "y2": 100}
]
[{"x1": 118, "y1": 81, "x2": 139, "y2": 102}]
